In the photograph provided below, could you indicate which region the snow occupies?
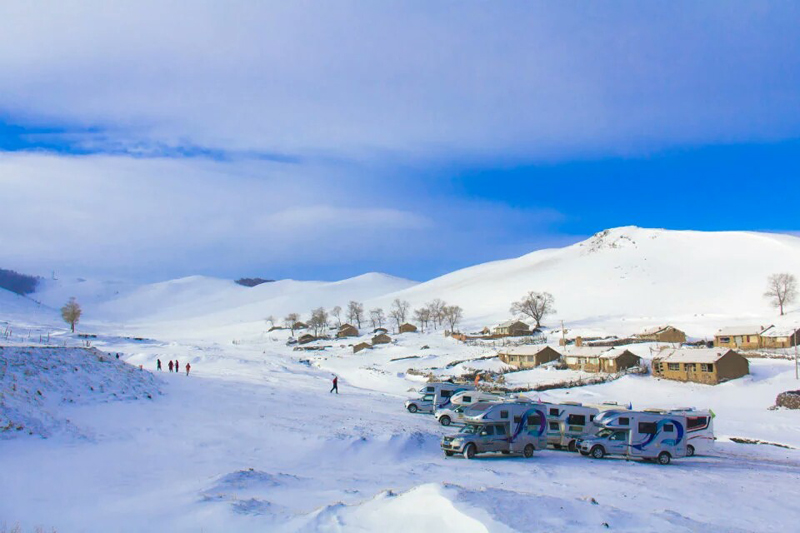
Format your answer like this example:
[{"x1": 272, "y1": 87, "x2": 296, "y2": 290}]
[
  {"x1": 2, "y1": 226, "x2": 800, "y2": 532},
  {"x1": 655, "y1": 347, "x2": 733, "y2": 363}
]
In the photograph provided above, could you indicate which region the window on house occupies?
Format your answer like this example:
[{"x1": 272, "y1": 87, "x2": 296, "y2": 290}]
[
  {"x1": 667, "y1": 363, "x2": 680, "y2": 371},
  {"x1": 701, "y1": 364, "x2": 713, "y2": 372}
]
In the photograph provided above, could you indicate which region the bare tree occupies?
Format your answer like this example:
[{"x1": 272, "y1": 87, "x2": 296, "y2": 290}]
[
  {"x1": 427, "y1": 299, "x2": 446, "y2": 329},
  {"x1": 369, "y1": 308, "x2": 385, "y2": 328},
  {"x1": 413, "y1": 307, "x2": 430, "y2": 332},
  {"x1": 309, "y1": 307, "x2": 329, "y2": 337},
  {"x1": 265, "y1": 315, "x2": 276, "y2": 329},
  {"x1": 510, "y1": 291, "x2": 555, "y2": 329},
  {"x1": 331, "y1": 305, "x2": 343, "y2": 327},
  {"x1": 61, "y1": 297, "x2": 82, "y2": 333},
  {"x1": 442, "y1": 305, "x2": 463, "y2": 331},
  {"x1": 285, "y1": 312, "x2": 300, "y2": 335},
  {"x1": 347, "y1": 301, "x2": 365, "y2": 328},
  {"x1": 765, "y1": 273, "x2": 797, "y2": 316},
  {"x1": 390, "y1": 299, "x2": 410, "y2": 329}
]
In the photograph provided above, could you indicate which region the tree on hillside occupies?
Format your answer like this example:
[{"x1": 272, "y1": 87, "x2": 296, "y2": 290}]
[
  {"x1": 61, "y1": 297, "x2": 82, "y2": 333},
  {"x1": 285, "y1": 312, "x2": 300, "y2": 335},
  {"x1": 442, "y1": 305, "x2": 463, "y2": 331},
  {"x1": 309, "y1": 307, "x2": 329, "y2": 337},
  {"x1": 510, "y1": 291, "x2": 555, "y2": 329},
  {"x1": 390, "y1": 299, "x2": 410, "y2": 330},
  {"x1": 331, "y1": 305, "x2": 343, "y2": 327},
  {"x1": 265, "y1": 315, "x2": 276, "y2": 329},
  {"x1": 426, "y1": 299, "x2": 446, "y2": 329},
  {"x1": 413, "y1": 307, "x2": 431, "y2": 332},
  {"x1": 369, "y1": 308, "x2": 385, "y2": 328},
  {"x1": 765, "y1": 273, "x2": 797, "y2": 316},
  {"x1": 347, "y1": 301, "x2": 365, "y2": 328}
]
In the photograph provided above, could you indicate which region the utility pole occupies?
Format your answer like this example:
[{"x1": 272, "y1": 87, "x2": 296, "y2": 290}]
[{"x1": 795, "y1": 329, "x2": 798, "y2": 380}]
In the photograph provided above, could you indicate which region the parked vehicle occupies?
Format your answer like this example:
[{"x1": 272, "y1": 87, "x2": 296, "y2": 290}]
[
  {"x1": 543, "y1": 402, "x2": 601, "y2": 451},
  {"x1": 440, "y1": 402, "x2": 548, "y2": 459},
  {"x1": 449, "y1": 390, "x2": 504, "y2": 408},
  {"x1": 435, "y1": 400, "x2": 498, "y2": 426},
  {"x1": 577, "y1": 410, "x2": 688, "y2": 465},
  {"x1": 405, "y1": 382, "x2": 475, "y2": 414},
  {"x1": 664, "y1": 408, "x2": 714, "y2": 456}
]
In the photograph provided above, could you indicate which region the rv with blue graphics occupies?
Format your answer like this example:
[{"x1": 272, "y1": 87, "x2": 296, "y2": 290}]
[
  {"x1": 405, "y1": 382, "x2": 475, "y2": 414},
  {"x1": 440, "y1": 402, "x2": 548, "y2": 459},
  {"x1": 577, "y1": 410, "x2": 688, "y2": 465},
  {"x1": 434, "y1": 391, "x2": 504, "y2": 426}
]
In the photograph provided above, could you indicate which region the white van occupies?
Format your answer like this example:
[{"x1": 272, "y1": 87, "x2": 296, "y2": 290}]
[
  {"x1": 405, "y1": 382, "x2": 475, "y2": 414},
  {"x1": 577, "y1": 410, "x2": 688, "y2": 465}
]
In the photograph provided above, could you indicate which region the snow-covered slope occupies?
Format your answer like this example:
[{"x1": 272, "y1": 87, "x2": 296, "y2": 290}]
[{"x1": 372, "y1": 227, "x2": 800, "y2": 337}]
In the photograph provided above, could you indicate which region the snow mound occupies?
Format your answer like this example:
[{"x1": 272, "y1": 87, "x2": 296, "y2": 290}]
[{"x1": 0, "y1": 346, "x2": 160, "y2": 438}]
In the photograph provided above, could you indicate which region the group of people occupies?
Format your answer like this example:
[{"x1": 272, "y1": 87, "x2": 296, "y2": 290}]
[{"x1": 157, "y1": 358, "x2": 190, "y2": 376}]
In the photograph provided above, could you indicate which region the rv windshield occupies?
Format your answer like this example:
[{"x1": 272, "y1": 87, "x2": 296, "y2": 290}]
[
  {"x1": 462, "y1": 424, "x2": 484, "y2": 435},
  {"x1": 595, "y1": 428, "x2": 616, "y2": 438}
]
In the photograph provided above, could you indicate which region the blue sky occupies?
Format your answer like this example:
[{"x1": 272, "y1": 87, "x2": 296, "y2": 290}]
[{"x1": 1, "y1": 2, "x2": 799, "y2": 282}]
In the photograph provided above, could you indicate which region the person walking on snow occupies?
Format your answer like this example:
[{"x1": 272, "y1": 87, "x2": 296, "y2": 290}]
[
  {"x1": 168, "y1": 360, "x2": 173, "y2": 372},
  {"x1": 186, "y1": 362, "x2": 191, "y2": 376},
  {"x1": 157, "y1": 359, "x2": 162, "y2": 371},
  {"x1": 330, "y1": 375, "x2": 338, "y2": 394},
  {"x1": 175, "y1": 360, "x2": 179, "y2": 373}
]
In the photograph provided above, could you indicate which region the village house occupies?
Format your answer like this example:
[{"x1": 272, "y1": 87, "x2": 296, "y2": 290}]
[
  {"x1": 634, "y1": 325, "x2": 687, "y2": 344},
  {"x1": 493, "y1": 320, "x2": 531, "y2": 337},
  {"x1": 398, "y1": 323, "x2": 418, "y2": 334},
  {"x1": 563, "y1": 347, "x2": 641, "y2": 373},
  {"x1": 336, "y1": 323, "x2": 359, "y2": 338},
  {"x1": 759, "y1": 326, "x2": 800, "y2": 349},
  {"x1": 372, "y1": 333, "x2": 392, "y2": 345},
  {"x1": 373, "y1": 327, "x2": 388, "y2": 335},
  {"x1": 293, "y1": 321, "x2": 309, "y2": 330},
  {"x1": 498, "y1": 345, "x2": 561, "y2": 369},
  {"x1": 714, "y1": 325, "x2": 772, "y2": 350},
  {"x1": 652, "y1": 348, "x2": 749, "y2": 385},
  {"x1": 298, "y1": 333, "x2": 316, "y2": 345},
  {"x1": 353, "y1": 342, "x2": 372, "y2": 354}
]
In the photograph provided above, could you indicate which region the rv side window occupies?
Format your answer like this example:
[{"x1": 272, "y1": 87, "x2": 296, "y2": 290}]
[
  {"x1": 495, "y1": 424, "x2": 507, "y2": 436},
  {"x1": 549, "y1": 408, "x2": 560, "y2": 416},
  {"x1": 590, "y1": 415, "x2": 595, "y2": 421},
  {"x1": 462, "y1": 396, "x2": 472, "y2": 403},
  {"x1": 441, "y1": 390, "x2": 452, "y2": 398},
  {"x1": 513, "y1": 416, "x2": 521, "y2": 423},
  {"x1": 664, "y1": 424, "x2": 674, "y2": 432},
  {"x1": 687, "y1": 417, "x2": 708, "y2": 429},
  {"x1": 500, "y1": 410, "x2": 509, "y2": 419},
  {"x1": 567, "y1": 414, "x2": 586, "y2": 426},
  {"x1": 426, "y1": 386, "x2": 435, "y2": 392},
  {"x1": 618, "y1": 417, "x2": 630, "y2": 426},
  {"x1": 549, "y1": 422, "x2": 559, "y2": 430},
  {"x1": 638, "y1": 422, "x2": 657, "y2": 434}
]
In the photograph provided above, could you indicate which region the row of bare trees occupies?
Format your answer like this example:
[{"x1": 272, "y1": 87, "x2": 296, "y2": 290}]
[{"x1": 411, "y1": 299, "x2": 463, "y2": 332}]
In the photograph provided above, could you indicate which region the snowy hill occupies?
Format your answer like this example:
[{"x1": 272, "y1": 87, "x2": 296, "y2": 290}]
[{"x1": 372, "y1": 227, "x2": 800, "y2": 337}]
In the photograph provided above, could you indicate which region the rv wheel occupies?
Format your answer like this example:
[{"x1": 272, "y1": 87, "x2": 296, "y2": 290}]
[
  {"x1": 591, "y1": 446, "x2": 605, "y2": 460},
  {"x1": 568, "y1": 440, "x2": 577, "y2": 452},
  {"x1": 657, "y1": 452, "x2": 671, "y2": 465},
  {"x1": 407, "y1": 404, "x2": 418, "y2": 413},
  {"x1": 686, "y1": 445, "x2": 695, "y2": 457},
  {"x1": 464, "y1": 443, "x2": 476, "y2": 460},
  {"x1": 523, "y1": 444, "x2": 535, "y2": 458},
  {"x1": 439, "y1": 415, "x2": 451, "y2": 426}
]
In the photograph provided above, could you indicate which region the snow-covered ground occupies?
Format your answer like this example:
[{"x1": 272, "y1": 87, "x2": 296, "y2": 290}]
[{"x1": 3, "y1": 227, "x2": 800, "y2": 531}]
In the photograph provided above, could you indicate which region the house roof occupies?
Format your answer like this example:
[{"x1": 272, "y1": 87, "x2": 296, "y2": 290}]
[
  {"x1": 495, "y1": 320, "x2": 528, "y2": 328},
  {"x1": 563, "y1": 347, "x2": 637, "y2": 360},
  {"x1": 715, "y1": 325, "x2": 771, "y2": 336},
  {"x1": 760, "y1": 326, "x2": 800, "y2": 338},
  {"x1": 656, "y1": 348, "x2": 733, "y2": 364},
  {"x1": 637, "y1": 325, "x2": 671, "y2": 336},
  {"x1": 501, "y1": 345, "x2": 558, "y2": 356}
]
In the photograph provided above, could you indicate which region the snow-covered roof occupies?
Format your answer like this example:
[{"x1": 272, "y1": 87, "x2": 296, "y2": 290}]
[
  {"x1": 495, "y1": 320, "x2": 527, "y2": 328},
  {"x1": 501, "y1": 345, "x2": 555, "y2": 356},
  {"x1": 760, "y1": 326, "x2": 800, "y2": 338},
  {"x1": 562, "y1": 347, "x2": 634, "y2": 359},
  {"x1": 637, "y1": 325, "x2": 670, "y2": 336},
  {"x1": 656, "y1": 348, "x2": 732, "y2": 364},
  {"x1": 715, "y1": 325, "x2": 771, "y2": 336}
]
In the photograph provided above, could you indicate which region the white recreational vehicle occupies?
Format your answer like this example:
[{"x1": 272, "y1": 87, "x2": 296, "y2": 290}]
[
  {"x1": 435, "y1": 400, "x2": 500, "y2": 426},
  {"x1": 543, "y1": 402, "x2": 601, "y2": 451},
  {"x1": 665, "y1": 408, "x2": 714, "y2": 456},
  {"x1": 404, "y1": 382, "x2": 475, "y2": 414},
  {"x1": 440, "y1": 402, "x2": 548, "y2": 459},
  {"x1": 577, "y1": 409, "x2": 688, "y2": 465},
  {"x1": 434, "y1": 391, "x2": 504, "y2": 426}
]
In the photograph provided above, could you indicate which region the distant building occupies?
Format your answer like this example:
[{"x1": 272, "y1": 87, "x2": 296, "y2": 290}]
[
  {"x1": 398, "y1": 323, "x2": 418, "y2": 334},
  {"x1": 759, "y1": 326, "x2": 800, "y2": 349},
  {"x1": 714, "y1": 326, "x2": 772, "y2": 350},
  {"x1": 634, "y1": 325, "x2": 687, "y2": 344},
  {"x1": 498, "y1": 345, "x2": 561, "y2": 369},
  {"x1": 336, "y1": 324, "x2": 359, "y2": 338},
  {"x1": 353, "y1": 342, "x2": 372, "y2": 354},
  {"x1": 293, "y1": 321, "x2": 309, "y2": 330},
  {"x1": 372, "y1": 333, "x2": 392, "y2": 345},
  {"x1": 373, "y1": 327, "x2": 388, "y2": 334},
  {"x1": 563, "y1": 347, "x2": 641, "y2": 373},
  {"x1": 652, "y1": 348, "x2": 749, "y2": 385},
  {"x1": 298, "y1": 333, "x2": 316, "y2": 345},
  {"x1": 493, "y1": 320, "x2": 531, "y2": 337}
]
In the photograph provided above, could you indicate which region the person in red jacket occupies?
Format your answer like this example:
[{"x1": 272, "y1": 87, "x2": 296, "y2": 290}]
[
  {"x1": 185, "y1": 362, "x2": 191, "y2": 376},
  {"x1": 330, "y1": 375, "x2": 338, "y2": 394},
  {"x1": 168, "y1": 360, "x2": 174, "y2": 372}
]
